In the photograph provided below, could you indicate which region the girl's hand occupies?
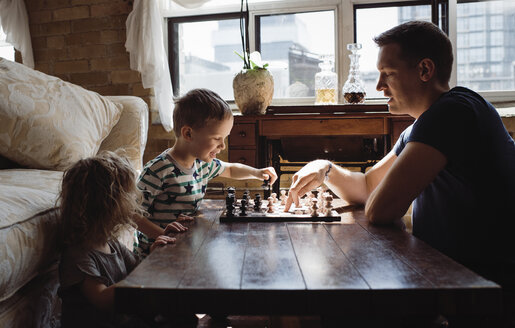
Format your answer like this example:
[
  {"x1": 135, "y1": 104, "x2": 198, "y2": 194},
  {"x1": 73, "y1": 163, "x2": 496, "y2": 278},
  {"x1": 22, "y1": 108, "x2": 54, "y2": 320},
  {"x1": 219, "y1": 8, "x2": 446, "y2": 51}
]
[
  {"x1": 259, "y1": 167, "x2": 278, "y2": 185},
  {"x1": 150, "y1": 235, "x2": 176, "y2": 253},
  {"x1": 164, "y1": 221, "x2": 188, "y2": 234},
  {"x1": 176, "y1": 213, "x2": 194, "y2": 222}
]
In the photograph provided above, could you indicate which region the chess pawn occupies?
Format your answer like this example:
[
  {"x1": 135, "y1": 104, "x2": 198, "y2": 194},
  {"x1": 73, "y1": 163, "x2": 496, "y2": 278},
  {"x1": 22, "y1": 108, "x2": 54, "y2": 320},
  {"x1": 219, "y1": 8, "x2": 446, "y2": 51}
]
[
  {"x1": 310, "y1": 198, "x2": 319, "y2": 217},
  {"x1": 254, "y1": 193, "x2": 262, "y2": 211},
  {"x1": 271, "y1": 192, "x2": 278, "y2": 204},
  {"x1": 280, "y1": 190, "x2": 287, "y2": 205},
  {"x1": 227, "y1": 186, "x2": 235, "y2": 195},
  {"x1": 325, "y1": 195, "x2": 334, "y2": 216},
  {"x1": 240, "y1": 198, "x2": 248, "y2": 216},
  {"x1": 267, "y1": 196, "x2": 275, "y2": 213}
]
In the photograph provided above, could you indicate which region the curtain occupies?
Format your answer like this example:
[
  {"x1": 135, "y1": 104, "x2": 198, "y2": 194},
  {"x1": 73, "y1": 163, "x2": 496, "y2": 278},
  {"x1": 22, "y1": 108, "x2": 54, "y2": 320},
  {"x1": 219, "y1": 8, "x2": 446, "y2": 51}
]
[
  {"x1": 0, "y1": 0, "x2": 34, "y2": 68},
  {"x1": 125, "y1": 0, "x2": 211, "y2": 132}
]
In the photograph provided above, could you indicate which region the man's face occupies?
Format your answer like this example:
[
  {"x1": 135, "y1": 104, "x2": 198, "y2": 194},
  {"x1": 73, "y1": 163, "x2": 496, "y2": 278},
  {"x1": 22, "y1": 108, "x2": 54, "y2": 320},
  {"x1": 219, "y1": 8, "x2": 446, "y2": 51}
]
[
  {"x1": 189, "y1": 116, "x2": 234, "y2": 163},
  {"x1": 376, "y1": 43, "x2": 422, "y2": 114}
]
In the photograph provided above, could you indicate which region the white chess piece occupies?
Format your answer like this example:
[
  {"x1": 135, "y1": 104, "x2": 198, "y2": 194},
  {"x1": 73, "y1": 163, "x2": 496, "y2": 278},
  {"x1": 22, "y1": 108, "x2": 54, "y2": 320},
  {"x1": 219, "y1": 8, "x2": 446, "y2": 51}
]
[
  {"x1": 280, "y1": 189, "x2": 287, "y2": 205},
  {"x1": 325, "y1": 195, "x2": 334, "y2": 216},
  {"x1": 267, "y1": 196, "x2": 275, "y2": 213},
  {"x1": 271, "y1": 192, "x2": 278, "y2": 204},
  {"x1": 310, "y1": 198, "x2": 319, "y2": 217}
]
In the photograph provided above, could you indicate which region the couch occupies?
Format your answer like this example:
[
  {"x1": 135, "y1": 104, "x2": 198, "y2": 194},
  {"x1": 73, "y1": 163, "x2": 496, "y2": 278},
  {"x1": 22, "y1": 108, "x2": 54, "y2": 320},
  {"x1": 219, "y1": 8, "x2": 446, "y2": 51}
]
[{"x1": 0, "y1": 58, "x2": 148, "y2": 327}]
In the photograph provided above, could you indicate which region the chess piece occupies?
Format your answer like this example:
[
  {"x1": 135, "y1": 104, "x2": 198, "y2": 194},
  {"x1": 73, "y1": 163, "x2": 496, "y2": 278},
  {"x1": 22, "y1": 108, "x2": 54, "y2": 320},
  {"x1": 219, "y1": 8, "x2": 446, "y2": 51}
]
[
  {"x1": 267, "y1": 197, "x2": 274, "y2": 213},
  {"x1": 226, "y1": 194, "x2": 235, "y2": 217},
  {"x1": 254, "y1": 193, "x2": 262, "y2": 211},
  {"x1": 227, "y1": 186, "x2": 235, "y2": 195},
  {"x1": 240, "y1": 198, "x2": 247, "y2": 216},
  {"x1": 271, "y1": 192, "x2": 277, "y2": 204},
  {"x1": 324, "y1": 195, "x2": 334, "y2": 216},
  {"x1": 310, "y1": 198, "x2": 319, "y2": 217},
  {"x1": 280, "y1": 189, "x2": 287, "y2": 205}
]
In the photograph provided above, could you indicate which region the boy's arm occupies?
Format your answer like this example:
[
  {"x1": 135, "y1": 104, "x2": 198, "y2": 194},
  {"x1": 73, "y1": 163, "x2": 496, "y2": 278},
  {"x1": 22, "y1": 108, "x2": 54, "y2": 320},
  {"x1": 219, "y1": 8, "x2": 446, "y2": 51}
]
[
  {"x1": 218, "y1": 161, "x2": 277, "y2": 185},
  {"x1": 133, "y1": 213, "x2": 164, "y2": 239}
]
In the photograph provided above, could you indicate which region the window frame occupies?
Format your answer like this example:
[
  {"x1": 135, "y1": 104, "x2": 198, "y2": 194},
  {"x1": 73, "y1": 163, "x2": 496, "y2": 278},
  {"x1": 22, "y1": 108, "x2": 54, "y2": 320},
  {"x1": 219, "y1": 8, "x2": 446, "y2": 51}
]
[{"x1": 164, "y1": 0, "x2": 515, "y2": 104}]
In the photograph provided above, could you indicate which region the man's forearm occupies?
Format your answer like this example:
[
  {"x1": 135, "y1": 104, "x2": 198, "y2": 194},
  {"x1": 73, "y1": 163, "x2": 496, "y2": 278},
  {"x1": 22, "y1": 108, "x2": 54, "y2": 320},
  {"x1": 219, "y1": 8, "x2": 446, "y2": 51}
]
[{"x1": 325, "y1": 164, "x2": 368, "y2": 205}]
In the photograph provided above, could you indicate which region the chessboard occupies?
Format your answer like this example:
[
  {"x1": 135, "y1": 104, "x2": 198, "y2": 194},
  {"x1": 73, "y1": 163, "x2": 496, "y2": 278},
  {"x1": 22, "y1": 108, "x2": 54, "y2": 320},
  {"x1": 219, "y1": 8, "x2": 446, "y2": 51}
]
[{"x1": 220, "y1": 187, "x2": 341, "y2": 223}]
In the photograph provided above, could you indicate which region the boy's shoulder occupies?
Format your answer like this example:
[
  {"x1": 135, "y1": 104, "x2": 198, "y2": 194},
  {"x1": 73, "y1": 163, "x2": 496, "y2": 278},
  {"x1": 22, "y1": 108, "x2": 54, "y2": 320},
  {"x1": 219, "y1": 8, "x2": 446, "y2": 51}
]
[{"x1": 143, "y1": 149, "x2": 174, "y2": 170}]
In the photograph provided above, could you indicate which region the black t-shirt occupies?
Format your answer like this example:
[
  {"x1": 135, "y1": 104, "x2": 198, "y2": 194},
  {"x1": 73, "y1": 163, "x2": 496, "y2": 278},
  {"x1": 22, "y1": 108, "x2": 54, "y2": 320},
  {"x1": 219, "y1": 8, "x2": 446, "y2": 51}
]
[{"x1": 394, "y1": 87, "x2": 515, "y2": 283}]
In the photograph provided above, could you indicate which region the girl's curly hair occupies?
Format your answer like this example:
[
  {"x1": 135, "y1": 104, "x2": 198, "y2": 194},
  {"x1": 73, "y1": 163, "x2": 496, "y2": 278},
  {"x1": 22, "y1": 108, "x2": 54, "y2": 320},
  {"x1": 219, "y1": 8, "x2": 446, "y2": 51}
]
[{"x1": 59, "y1": 152, "x2": 142, "y2": 248}]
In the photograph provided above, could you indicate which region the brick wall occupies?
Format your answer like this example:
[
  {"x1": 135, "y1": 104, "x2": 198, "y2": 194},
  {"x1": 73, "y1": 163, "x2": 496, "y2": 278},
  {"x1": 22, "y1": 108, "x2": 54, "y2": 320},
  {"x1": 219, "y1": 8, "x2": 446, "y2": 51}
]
[{"x1": 24, "y1": 0, "x2": 173, "y2": 164}]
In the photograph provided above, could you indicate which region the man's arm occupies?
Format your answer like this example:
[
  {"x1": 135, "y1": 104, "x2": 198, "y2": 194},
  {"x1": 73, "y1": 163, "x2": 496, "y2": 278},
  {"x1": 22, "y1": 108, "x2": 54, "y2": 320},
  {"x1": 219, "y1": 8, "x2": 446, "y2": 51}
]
[
  {"x1": 365, "y1": 141, "x2": 446, "y2": 224},
  {"x1": 285, "y1": 152, "x2": 397, "y2": 210}
]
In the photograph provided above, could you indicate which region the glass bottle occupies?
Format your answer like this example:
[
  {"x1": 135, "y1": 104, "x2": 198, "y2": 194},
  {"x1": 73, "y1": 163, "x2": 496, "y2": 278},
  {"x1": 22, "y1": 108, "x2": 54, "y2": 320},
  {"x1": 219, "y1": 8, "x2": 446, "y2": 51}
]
[
  {"x1": 342, "y1": 43, "x2": 366, "y2": 104},
  {"x1": 315, "y1": 55, "x2": 337, "y2": 105}
]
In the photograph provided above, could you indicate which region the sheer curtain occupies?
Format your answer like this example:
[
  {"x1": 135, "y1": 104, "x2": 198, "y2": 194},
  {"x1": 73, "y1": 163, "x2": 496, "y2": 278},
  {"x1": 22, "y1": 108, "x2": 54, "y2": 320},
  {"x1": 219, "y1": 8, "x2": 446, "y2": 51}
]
[
  {"x1": 0, "y1": 0, "x2": 34, "y2": 68},
  {"x1": 125, "y1": 0, "x2": 211, "y2": 132}
]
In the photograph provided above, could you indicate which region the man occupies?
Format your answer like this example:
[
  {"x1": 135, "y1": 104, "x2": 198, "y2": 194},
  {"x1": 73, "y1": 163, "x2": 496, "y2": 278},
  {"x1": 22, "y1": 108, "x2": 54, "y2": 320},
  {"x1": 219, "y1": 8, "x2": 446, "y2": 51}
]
[{"x1": 286, "y1": 21, "x2": 515, "y2": 326}]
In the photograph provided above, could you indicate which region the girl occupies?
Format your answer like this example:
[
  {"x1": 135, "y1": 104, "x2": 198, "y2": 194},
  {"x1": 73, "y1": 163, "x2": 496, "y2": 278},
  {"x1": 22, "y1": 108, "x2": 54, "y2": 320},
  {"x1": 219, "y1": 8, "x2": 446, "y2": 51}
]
[{"x1": 57, "y1": 152, "x2": 174, "y2": 327}]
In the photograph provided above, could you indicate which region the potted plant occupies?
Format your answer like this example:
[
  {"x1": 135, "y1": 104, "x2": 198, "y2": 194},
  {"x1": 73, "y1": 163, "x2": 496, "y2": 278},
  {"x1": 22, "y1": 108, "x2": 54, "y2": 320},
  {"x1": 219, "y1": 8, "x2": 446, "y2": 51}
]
[{"x1": 233, "y1": 0, "x2": 274, "y2": 115}]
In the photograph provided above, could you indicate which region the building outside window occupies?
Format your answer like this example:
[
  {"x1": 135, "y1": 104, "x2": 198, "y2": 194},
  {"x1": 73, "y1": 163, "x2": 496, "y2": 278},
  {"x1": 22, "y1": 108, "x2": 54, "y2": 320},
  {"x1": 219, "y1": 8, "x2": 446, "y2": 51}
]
[{"x1": 165, "y1": 0, "x2": 515, "y2": 102}]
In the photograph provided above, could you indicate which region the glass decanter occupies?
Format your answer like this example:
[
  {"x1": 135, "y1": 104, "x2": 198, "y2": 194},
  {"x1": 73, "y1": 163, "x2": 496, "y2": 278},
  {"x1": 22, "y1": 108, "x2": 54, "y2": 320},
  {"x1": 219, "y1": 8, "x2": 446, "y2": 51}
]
[
  {"x1": 342, "y1": 43, "x2": 366, "y2": 104},
  {"x1": 315, "y1": 54, "x2": 337, "y2": 105}
]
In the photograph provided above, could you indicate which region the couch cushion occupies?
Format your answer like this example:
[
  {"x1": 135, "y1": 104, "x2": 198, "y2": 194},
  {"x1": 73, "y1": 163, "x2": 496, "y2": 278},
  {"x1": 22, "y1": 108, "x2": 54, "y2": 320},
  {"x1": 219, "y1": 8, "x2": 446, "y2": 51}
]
[
  {"x1": 0, "y1": 169, "x2": 62, "y2": 302},
  {"x1": 0, "y1": 58, "x2": 122, "y2": 171}
]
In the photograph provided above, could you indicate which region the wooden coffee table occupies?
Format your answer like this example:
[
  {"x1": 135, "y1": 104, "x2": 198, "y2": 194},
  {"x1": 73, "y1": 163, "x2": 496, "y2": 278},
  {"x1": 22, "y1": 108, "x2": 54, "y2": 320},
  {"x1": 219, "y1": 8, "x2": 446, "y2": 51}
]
[{"x1": 115, "y1": 199, "x2": 501, "y2": 319}]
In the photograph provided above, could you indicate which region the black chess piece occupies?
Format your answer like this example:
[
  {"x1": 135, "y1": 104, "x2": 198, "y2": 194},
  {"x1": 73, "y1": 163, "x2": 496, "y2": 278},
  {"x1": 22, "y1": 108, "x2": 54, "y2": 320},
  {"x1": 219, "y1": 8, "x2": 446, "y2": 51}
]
[
  {"x1": 227, "y1": 186, "x2": 235, "y2": 195},
  {"x1": 254, "y1": 193, "x2": 262, "y2": 211},
  {"x1": 240, "y1": 198, "x2": 247, "y2": 216},
  {"x1": 262, "y1": 178, "x2": 271, "y2": 198},
  {"x1": 226, "y1": 194, "x2": 235, "y2": 217}
]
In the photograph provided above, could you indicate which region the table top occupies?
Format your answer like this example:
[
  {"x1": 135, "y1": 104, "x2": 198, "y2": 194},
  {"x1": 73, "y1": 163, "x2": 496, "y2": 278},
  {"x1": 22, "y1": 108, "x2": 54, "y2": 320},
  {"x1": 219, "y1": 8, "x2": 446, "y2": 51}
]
[{"x1": 115, "y1": 199, "x2": 501, "y2": 317}]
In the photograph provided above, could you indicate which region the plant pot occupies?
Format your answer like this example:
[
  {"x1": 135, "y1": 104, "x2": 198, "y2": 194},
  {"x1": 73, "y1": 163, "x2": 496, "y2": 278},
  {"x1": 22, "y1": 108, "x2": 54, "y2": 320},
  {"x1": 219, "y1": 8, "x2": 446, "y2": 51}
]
[{"x1": 233, "y1": 69, "x2": 274, "y2": 115}]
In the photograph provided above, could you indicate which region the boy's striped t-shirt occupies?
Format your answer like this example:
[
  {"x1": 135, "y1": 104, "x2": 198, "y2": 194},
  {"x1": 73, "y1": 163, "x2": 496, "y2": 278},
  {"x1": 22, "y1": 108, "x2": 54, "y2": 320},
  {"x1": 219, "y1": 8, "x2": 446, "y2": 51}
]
[{"x1": 137, "y1": 149, "x2": 225, "y2": 227}]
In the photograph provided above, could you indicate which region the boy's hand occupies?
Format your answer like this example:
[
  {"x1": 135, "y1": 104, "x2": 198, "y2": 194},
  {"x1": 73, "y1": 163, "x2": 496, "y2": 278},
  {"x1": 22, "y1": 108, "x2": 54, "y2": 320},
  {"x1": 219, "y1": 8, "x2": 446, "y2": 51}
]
[
  {"x1": 164, "y1": 221, "x2": 188, "y2": 234},
  {"x1": 176, "y1": 213, "x2": 194, "y2": 222},
  {"x1": 259, "y1": 167, "x2": 278, "y2": 185},
  {"x1": 150, "y1": 235, "x2": 176, "y2": 253}
]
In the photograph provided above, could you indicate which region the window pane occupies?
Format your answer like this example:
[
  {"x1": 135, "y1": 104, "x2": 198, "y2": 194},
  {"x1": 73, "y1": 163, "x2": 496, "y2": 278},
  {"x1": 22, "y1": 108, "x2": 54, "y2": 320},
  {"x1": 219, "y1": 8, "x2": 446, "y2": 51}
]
[
  {"x1": 457, "y1": 0, "x2": 515, "y2": 91},
  {"x1": 258, "y1": 10, "x2": 335, "y2": 98},
  {"x1": 355, "y1": 5, "x2": 431, "y2": 99},
  {"x1": 0, "y1": 26, "x2": 14, "y2": 61},
  {"x1": 176, "y1": 18, "x2": 243, "y2": 99}
]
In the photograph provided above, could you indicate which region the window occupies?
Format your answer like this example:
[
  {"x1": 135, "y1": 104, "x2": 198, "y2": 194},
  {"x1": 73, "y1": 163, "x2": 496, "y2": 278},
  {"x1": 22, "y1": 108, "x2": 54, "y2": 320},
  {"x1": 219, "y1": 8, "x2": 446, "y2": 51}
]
[
  {"x1": 168, "y1": 14, "x2": 243, "y2": 99},
  {"x1": 456, "y1": 0, "x2": 515, "y2": 91},
  {"x1": 165, "y1": 0, "x2": 515, "y2": 103},
  {"x1": 0, "y1": 25, "x2": 14, "y2": 61},
  {"x1": 355, "y1": 3, "x2": 432, "y2": 98},
  {"x1": 257, "y1": 10, "x2": 335, "y2": 98}
]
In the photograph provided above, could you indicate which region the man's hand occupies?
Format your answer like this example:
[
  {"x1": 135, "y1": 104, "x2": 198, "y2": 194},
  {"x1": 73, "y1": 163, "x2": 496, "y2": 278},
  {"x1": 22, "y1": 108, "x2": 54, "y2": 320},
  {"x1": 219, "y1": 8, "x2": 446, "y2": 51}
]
[
  {"x1": 164, "y1": 221, "x2": 188, "y2": 234},
  {"x1": 150, "y1": 235, "x2": 176, "y2": 253},
  {"x1": 284, "y1": 160, "x2": 330, "y2": 211},
  {"x1": 258, "y1": 167, "x2": 278, "y2": 185}
]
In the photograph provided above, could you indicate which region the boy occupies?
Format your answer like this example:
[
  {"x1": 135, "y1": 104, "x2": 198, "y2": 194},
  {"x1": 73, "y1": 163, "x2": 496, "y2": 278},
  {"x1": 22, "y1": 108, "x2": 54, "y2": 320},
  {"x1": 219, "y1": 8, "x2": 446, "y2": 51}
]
[{"x1": 136, "y1": 88, "x2": 277, "y2": 250}]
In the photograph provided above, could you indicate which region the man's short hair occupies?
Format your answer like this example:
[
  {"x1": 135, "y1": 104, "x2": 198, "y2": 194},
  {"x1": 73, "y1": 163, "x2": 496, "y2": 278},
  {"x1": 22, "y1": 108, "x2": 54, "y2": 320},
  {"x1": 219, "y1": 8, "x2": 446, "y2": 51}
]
[
  {"x1": 374, "y1": 21, "x2": 453, "y2": 84},
  {"x1": 173, "y1": 88, "x2": 233, "y2": 137}
]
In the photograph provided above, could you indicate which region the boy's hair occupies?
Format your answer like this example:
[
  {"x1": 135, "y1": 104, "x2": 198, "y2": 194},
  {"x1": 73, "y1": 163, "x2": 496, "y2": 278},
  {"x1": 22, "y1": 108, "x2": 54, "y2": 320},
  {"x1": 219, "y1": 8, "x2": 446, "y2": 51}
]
[
  {"x1": 173, "y1": 88, "x2": 233, "y2": 137},
  {"x1": 374, "y1": 20, "x2": 453, "y2": 84},
  {"x1": 59, "y1": 152, "x2": 141, "y2": 248}
]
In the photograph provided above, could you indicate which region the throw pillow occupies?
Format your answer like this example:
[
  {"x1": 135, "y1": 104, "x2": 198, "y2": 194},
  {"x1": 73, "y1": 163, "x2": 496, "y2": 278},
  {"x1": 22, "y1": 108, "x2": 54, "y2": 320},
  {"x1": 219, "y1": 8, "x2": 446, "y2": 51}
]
[{"x1": 0, "y1": 58, "x2": 122, "y2": 170}]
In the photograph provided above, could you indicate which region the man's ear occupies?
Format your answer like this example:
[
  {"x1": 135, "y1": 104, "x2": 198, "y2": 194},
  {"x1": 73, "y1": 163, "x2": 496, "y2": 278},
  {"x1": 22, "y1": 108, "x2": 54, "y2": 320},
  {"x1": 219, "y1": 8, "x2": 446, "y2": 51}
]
[
  {"x1": 418, "y1": 58, "x2": 436, "y2": 82},
  {"x1": 181, "y1": 126, "x2": 193, "y2": 140}
]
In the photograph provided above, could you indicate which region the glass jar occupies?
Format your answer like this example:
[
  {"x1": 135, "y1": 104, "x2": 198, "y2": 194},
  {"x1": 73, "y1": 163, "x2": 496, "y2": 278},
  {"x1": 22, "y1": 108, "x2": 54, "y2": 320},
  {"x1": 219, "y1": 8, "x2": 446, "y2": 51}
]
[
  {"x1": 342, "y1": 43, "x2": 366, "y2": 104},
  {"x1": 315, "y1": 55, "x2": 337, "y2": 105}
]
